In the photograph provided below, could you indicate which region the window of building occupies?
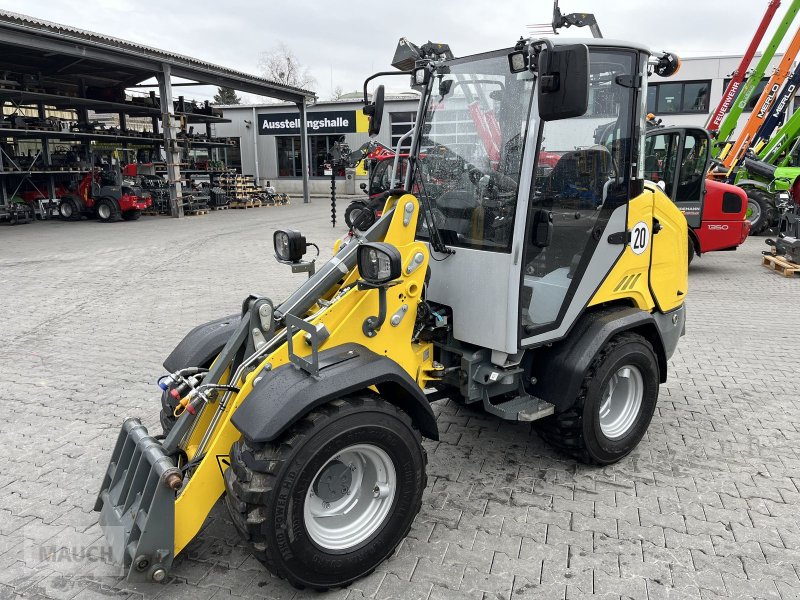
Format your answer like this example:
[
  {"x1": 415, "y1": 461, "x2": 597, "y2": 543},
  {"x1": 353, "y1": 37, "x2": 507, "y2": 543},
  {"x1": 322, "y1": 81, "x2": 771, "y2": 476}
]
[
  {"x1": 276, "y1": 136, "x2": 302, "y2": 177},
  {"x1": 310, "y1": 135, "x2": 347, "y2": 176},
  {"x1": 723, "y1": 77, "x2": 769, "y2": 113},
  {"x1": 276, "y1": 134, "x2": 348, "y2": 177},
  {"x1": 647, "y1": 80, "x2": 711, "y2": 114},
  {"x1": 390, "y1": 112, "x2": 416, "y2": 151}
]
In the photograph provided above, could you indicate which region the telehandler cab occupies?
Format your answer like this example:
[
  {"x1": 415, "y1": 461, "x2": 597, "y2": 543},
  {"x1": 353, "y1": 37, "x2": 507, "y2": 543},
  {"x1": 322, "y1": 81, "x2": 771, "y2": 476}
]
[{"x1": 96, "y1": 35, "x2": 688, "y2": 590}]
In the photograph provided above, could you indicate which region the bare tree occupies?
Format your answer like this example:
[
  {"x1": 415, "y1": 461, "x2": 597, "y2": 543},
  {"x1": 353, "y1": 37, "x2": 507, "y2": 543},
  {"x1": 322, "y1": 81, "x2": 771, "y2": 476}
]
[
  {"x1": 258, "y1": 42, "x2": 317, "y2": 90},
  {"x1": 330, "y1": 85, "x2": 345, "y2": 101}
]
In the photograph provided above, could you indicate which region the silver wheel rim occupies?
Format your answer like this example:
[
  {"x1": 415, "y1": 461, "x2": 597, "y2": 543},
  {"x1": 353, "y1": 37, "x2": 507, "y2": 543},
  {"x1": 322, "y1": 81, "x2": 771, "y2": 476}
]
[
  {"x1": 747, "y1": 198, "x2": 761, "y2": 225},
  {"x1": 598, "y1": 365, "x2": 644, "y2": 440},
  {"x1": 304, "y1": 444, "x2": 396, "y2": 551},
  {"x1": 98, "y1": 204, "x2": 110, "y2": 219},
  {"x1": 61, "y1": 203, "x2": 72, "y2": 217}
]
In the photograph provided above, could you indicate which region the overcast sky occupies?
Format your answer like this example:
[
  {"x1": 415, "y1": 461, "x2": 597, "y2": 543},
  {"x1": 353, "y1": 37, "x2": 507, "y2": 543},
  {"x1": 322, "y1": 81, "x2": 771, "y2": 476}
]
[{"x1": 1, "y1": 0, "x2": 793, "y2": 103}]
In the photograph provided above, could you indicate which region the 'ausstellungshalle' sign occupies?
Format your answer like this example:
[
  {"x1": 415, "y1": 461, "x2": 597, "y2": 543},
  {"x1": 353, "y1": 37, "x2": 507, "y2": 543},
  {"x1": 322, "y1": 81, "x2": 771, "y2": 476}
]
[{"x1": 258, "y1": 111, "x2": 356, "y2": 135}]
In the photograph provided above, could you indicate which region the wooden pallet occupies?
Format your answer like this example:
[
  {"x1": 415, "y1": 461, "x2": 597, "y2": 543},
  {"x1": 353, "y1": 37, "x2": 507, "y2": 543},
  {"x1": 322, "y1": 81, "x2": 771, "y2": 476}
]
[
  {"x1": 210, "y1": 205, "x2": 229, "y2": 211},
  {"x1": 186, "y1": 210, "x2": 208, "y2": 216},
  {"x1": 762, "y1": 254, "x2": 800, "y2": 278},
  {"x1": 230, "y1": 201, "x2": 254, "y2": 209}
]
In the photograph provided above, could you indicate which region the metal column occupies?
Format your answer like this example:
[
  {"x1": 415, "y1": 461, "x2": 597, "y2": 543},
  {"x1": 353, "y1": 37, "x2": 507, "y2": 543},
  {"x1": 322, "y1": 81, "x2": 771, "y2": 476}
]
[
  {"x1": 297, "y1": 102, "x2": 310, "y2": 204},
  {"x1": 251, "y1": 106, "x2": 260, "y2": 184},
  {"x1": 157, "y1": 63, "x2": 183, "y2": 218}
]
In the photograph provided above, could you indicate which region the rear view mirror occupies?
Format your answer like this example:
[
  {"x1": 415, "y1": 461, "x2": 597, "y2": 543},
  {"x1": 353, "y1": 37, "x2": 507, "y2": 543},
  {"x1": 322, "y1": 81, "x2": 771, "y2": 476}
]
[
  {"x1": 538, "y1": 44, "x2": 589, "y2": 122},
  {"x1": 363, "y1": 85, "x2": 385, "y2": 137}
]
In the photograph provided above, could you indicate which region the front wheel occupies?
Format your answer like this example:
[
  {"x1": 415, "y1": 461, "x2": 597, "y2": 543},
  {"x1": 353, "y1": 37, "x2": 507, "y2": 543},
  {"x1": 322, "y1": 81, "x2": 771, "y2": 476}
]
[
  {"x1": 59, "y1": 198, "x2": 81, "y2": 221},
  {"x1": 224, "y1": 396, "x2": 426, "y2": 590},
  {"x1": 536, "y1": 332, "x2": 659, "y2": 465}
]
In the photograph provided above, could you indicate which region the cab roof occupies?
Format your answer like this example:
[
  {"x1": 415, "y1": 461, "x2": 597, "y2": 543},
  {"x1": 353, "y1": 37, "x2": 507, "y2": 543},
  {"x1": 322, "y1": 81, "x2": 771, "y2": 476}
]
[{"x1": 540, "y1": 37, "x2": 654, "y2": 55}]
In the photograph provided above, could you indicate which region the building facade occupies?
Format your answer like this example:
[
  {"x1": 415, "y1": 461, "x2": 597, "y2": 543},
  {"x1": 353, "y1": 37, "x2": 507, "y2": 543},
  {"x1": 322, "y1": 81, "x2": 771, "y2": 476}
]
[{"x1": 216, "y1": 96, "x2": 418, "y2": 194}]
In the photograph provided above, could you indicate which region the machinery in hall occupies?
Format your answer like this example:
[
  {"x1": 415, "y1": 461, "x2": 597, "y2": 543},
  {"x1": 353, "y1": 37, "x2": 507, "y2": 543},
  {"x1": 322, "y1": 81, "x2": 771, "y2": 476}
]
[
  {"x1": 95, "y1": 32, "x2": 688, "y2": 590},
  {"x1": 58, "y1": 153, "x2": 151, "y2": 222}
]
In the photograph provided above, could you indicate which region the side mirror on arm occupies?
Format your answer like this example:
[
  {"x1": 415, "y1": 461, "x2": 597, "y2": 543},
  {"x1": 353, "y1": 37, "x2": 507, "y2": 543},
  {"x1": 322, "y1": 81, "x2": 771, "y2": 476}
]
[
  {"x1": 363, "y1": 84, "x2": 385, "y2": 137},
  {"x1": 537, "y1": 44, "x2": 590, "y2": 122}
]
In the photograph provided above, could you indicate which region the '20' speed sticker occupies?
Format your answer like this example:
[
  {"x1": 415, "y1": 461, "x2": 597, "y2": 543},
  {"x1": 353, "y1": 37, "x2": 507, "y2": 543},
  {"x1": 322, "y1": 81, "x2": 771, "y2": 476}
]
[{"x1": 630, "y1": 221, "x2": 650, "y2": 255}]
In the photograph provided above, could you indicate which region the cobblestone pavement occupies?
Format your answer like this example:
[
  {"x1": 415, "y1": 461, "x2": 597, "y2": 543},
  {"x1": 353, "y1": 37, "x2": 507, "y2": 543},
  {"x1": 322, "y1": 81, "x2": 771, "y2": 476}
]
[{"x1": 1, "y1": 203, "x2": 799, "y2": 600}]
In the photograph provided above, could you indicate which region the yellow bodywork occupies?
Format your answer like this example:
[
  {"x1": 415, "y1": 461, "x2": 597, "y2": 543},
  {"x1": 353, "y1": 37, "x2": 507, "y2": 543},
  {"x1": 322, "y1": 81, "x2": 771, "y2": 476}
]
[
  {"x1": 173, "y1": 194, "x2": 434, "y2": 555},
  {"x1": 589, "y1": 186, "x2": 688, "y2": 312},
  {"x1": 172, "y1": 186, "x2": 688, "y2": 557}
]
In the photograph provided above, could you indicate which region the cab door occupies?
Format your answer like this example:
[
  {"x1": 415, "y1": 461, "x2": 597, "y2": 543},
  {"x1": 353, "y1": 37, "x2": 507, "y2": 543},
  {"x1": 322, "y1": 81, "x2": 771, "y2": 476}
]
[
  {"x1": 520, "y1": 48, "x2": 640, "y2": 346},
  {"x1": 645, "y1": 127, "x2": 710, "y2": 228}
]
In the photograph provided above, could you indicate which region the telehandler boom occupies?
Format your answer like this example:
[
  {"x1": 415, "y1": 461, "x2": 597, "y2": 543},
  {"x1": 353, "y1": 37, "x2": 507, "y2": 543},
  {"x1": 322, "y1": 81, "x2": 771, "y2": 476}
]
[{"x1": 96, "y1": 35, "x2": 688, "y2": 590}]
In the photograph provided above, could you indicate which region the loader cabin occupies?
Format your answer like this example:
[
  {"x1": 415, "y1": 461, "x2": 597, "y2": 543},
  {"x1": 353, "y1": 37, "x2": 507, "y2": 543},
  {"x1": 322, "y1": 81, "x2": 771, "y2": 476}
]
[
  {"x1": 278, "y1": 38, "x2": 678, "y2": 355},
  {"x1": 397, "y1": 39, "x2": 662, "y2": 356}
]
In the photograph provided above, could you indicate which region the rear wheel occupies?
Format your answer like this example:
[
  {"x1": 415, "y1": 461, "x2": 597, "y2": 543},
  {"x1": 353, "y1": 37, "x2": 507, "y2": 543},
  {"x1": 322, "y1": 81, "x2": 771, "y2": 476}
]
[
  {"x1": 746, "y1": 190, "x2": 776, "y2": 235},
  {"x1": 688, "y1": 235, "x2": 695, "y2": 266},
  {"x1": 96, "y1": 197, "x2": 121, "y2": 222},
  {"x1": 536, "y1": 332, "x2": 659, "y2": 465},
  {"x1": 122, "y1": 209, "x2": 141, "y2": 221},
  {"x1": 224, "y1": 396, "x2": 426, "y2": 590}
]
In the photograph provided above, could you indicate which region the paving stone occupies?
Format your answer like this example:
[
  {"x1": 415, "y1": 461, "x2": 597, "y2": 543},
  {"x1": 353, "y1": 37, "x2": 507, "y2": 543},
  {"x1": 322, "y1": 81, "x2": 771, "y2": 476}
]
[{"x1": 1, "y1": 211, "x2": 797, "y2": 600}]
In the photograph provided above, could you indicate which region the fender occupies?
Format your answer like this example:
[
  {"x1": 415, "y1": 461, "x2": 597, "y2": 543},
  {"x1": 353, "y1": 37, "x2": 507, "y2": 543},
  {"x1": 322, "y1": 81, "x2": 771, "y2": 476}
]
[
  {"x1": 526, "y1": 307, "x2": 678, "y2": 413},
  {"x1": 231, "y1": 343, "x2": 439, "y2": 443},
  {"x1": 163, "y1": 314, "x2": 241, "y2": 372}
]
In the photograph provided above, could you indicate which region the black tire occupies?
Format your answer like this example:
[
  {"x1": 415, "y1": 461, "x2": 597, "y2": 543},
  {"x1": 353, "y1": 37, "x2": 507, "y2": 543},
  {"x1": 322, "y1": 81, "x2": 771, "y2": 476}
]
[
  {"x1": 59, "y1": 197, "x2": 81, "y2": 221},
  {"x1": 224, "y1": 396, "x2": 427, "y2": 590},
  {"x1": 344, "y1": 202, "x2": 375, "y2": 230},
  {"x1": 122, "y1": 209, "x2": 142, "y2": 221},
  {"x1": 687, "y1": 235, "x2": 695, "y2": 266},
  {"x1": 746, "y1": 190, "x2": 776, "y2": 235},
  {"x1": 535, "y1": 332, "x2": 659, "y2": 465},
  {"x1": 160, "y1": 386, "x2": 178, "y2": 435},
  {"x1": 96, "y1": 197, "x2": 121, "y2": 223}
]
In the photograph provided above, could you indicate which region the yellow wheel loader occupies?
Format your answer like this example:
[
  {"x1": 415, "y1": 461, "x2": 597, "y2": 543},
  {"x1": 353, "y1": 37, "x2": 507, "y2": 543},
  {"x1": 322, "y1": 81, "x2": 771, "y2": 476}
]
[{"x1": 95, "y1": 36, "x2": 687, "y2": 589}]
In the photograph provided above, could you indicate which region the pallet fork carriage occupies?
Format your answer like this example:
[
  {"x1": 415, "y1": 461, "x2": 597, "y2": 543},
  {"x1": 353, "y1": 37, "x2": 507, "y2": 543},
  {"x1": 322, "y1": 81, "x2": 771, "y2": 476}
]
[{"x1": 96, "y1": 34, "x2": 688, "y2": 590}]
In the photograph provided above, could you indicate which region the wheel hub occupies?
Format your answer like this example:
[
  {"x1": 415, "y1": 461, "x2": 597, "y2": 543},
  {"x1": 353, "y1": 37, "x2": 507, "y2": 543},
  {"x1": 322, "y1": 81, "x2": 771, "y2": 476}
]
[
  {"x1": 747, "y1": 198, "x2": 761, "y2": 224},
  {"x1": 313, "y1": 460, "x2": 353, "y2": 503},
  {"x1": 304, "y1": 444, "x2": 396, "y2": 551},
  {"x1": 598, "y1": 365, "x2": 644, "y2": 440}
]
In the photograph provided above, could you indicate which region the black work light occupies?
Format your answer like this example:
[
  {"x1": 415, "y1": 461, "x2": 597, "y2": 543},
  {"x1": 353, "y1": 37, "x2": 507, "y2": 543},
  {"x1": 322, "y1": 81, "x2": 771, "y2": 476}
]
[
  {"x1": 508, "y1": 51, "x2": 529, "y2": 74},
  {"x1": 273, "y1": 229, "x2": 307, "y2": 262},
  {"x1": 357, "y1": 243, "x2": 402, "y2": 285},
  {"x1": 413, "y1": 66, "x2": 430, "y2": 86}
]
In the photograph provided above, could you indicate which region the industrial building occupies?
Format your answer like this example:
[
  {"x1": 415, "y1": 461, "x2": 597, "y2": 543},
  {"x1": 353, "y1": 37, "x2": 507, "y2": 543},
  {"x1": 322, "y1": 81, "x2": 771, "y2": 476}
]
[{"x1": 215, "y1": 96, "x2": 418, "y2": 195}]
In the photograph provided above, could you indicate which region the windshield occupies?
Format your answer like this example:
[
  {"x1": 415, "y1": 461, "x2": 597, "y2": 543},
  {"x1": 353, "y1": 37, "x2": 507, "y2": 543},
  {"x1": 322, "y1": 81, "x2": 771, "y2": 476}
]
[{"x1": 413, "y1": 51, "x2": 535, "y2": 252}]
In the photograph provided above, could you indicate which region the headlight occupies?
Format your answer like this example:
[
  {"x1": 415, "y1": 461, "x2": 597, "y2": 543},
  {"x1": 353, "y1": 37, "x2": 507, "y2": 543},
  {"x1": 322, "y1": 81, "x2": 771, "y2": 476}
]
[
  {"x1": 357, "y1": 243, "x2": 401, "y2": 285},
  {"x1": 273, "y1": 229, "x2": 307, "y2": 262},
  {"x1": 507, "y1": 51, "x2": 528, "y2": 74}
]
